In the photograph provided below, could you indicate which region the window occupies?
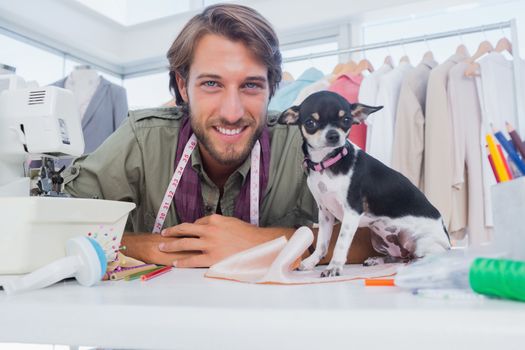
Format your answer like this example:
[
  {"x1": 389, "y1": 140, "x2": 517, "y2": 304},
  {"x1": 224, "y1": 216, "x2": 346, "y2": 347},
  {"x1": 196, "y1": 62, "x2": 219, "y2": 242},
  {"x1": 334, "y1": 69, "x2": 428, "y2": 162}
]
[
  {"x1": 0, "y1": 33, "x2": 63, "y2": 86},
  {"x1": 123, "y1": 71, "x2": 171, "y2": 110},
  {"x1": 361, "y1": 1, "x2": 525, "y2": 67},
  {"x1": 281, "y1": 42, "x2": 338, "y2": 79}
]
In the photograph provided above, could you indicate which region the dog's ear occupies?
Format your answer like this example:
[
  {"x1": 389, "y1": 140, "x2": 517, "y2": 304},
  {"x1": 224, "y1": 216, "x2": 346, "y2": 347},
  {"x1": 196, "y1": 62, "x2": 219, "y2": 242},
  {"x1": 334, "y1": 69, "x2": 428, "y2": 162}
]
[
  {"x1": 350, "y1": 103, "x2": 383, "y2": 124},
  {"x1": 278, "y1": 105, "x2": 300, "y2": 125}
]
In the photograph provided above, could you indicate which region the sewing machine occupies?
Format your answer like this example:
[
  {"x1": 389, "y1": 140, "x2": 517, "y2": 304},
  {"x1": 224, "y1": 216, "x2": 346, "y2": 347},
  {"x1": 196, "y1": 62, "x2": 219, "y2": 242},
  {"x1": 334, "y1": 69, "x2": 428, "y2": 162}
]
[{"x1": 0, "y1": 71, "x2": 135, "y2": 274}]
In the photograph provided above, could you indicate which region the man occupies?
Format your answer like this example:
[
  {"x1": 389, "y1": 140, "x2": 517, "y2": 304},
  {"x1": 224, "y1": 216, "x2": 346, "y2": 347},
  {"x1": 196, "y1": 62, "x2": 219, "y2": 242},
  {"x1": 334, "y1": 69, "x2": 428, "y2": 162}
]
[{"x1": 64, "y1": 4, "x2": 374, "y2": 267}]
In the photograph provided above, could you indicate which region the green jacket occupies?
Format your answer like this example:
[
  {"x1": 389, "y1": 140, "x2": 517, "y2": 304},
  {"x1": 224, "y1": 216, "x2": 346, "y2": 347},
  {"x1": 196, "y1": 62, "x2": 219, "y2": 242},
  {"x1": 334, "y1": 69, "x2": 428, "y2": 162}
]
[{"x1": 64, "y1": 107, "x2": 318, "y2": 233}]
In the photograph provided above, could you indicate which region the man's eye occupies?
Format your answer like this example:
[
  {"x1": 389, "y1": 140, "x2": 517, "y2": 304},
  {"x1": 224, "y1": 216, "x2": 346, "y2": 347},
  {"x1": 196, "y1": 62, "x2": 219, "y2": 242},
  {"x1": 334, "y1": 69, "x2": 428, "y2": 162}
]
[
  {"x1": 244, "y1": 82, "x2": 260, "y2": 89},
  {"x1": 203, "y1": 81, "x2": 218, "y2": 87}
]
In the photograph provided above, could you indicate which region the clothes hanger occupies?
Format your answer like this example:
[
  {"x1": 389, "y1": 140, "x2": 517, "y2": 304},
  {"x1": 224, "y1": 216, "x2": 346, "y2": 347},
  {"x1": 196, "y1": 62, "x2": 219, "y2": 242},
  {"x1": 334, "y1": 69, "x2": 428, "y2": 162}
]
[
  {"x1": 353, "y1": 53, "x2": 375, "y2": 75},
  {"x1": 399, "y1": 39, "x2": 410, "y2": 64},
  {"x1": 454, "y1": 30, "x2": 470, "y2": 58},
  {"x1": 464, "y1": 40, "x2": 493, "y2": 77},
  {"x1": 495, "y1": 37, "x2": 512, "y2": 55},
  {"x1": 495, "y1": 24, "x2": 512, "y2": 56},
  {"x1": 282, "y1": 71, "x2": 295, "y2": 82},
  {"x1": 330, "y1": 59, "x2": 358, "y2": 82},
  {"x1": 384, "y1": 55, "x2": 394, "y2": 68},
  {"x1": 343, "y1": 59, "x2": 357, "y2": 74},
  {"x1": 422, "y1": 50, "x2": 435, "y2": 61},
  {"x1": 331, "y1": 63, "x2": 345, "y2": 76},
  {"x1": 456, "y1": 44, "x2": 470, "y2": 57},
  {"x1": 421, "y1": 36, "x2": 435, "y2": 62}
]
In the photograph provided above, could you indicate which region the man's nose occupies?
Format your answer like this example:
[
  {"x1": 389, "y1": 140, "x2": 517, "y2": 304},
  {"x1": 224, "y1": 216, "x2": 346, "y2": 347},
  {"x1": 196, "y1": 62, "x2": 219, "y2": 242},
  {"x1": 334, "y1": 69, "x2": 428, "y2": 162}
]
[{"x1": 219, "y1": 89, "x2": 244, "y2": 123}]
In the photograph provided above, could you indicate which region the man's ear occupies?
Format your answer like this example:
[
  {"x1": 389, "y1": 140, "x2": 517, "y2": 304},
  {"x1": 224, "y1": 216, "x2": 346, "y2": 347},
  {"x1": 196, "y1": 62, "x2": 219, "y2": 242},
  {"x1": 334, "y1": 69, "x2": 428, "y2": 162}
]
[
  {"x1": 176, "y1": 72, "x2": 189, "y2": 103},
  {"x1": 278, "y1": 105, "x2": 301, "y2": 125},
  {"x1": 350, "y1": 103, "x2": 383, "y2": 124}
]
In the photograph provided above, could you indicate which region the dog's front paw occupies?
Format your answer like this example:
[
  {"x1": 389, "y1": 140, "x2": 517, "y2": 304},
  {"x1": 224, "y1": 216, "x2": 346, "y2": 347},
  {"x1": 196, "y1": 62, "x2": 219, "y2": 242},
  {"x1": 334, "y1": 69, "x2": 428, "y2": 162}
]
[
  {"x1": 320, "y1": 265, "x2": 342, "y2": 277},
  {"x1": 298, "y1": 256, "x2": 319, "y2": 271},
  {"x1": 363, "y1": 256, "x2": 385, "y2": 266}
]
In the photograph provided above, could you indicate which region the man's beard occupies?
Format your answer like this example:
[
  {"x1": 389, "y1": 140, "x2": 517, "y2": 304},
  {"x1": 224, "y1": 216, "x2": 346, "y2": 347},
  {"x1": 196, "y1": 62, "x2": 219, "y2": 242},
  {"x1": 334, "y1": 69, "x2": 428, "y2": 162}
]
[{"x1": 188, "y1": 106, "x2": 264, "y2": 167}]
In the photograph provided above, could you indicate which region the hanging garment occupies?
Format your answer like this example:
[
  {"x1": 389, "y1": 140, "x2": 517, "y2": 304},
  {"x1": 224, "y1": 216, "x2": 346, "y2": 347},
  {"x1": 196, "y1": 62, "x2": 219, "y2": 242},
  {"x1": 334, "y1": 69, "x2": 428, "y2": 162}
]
[
  {"x1": 52, "y1": 76, "x2": 128, "y2": 155},
  {"x1": 475, "y1": 52, "x2": 524, "y2": 227},
  {"x1": 424, "y1": 53, "x2": 468, "y2": 234},
  {"x1": 268, "y1": 67, "x2": 324, "y2": 112},
  {"x1": 448, "y1": 61, "x2": 490, "y2": 244},
  {"x1": 391, "y1": 57, "x2": 437, "y2": 190},
  {"x1": 328, "y1": 73, "x2": 366, "y2": 149},
  {"x1": 367, "y1": 62, "x2": 414, "y2": 166},
  {"x1": 359, "y1": 64, "x2": 393, "y2": 150},
  {"x1": 292, "y1": 75, "x2": 333, "y2": 106}
]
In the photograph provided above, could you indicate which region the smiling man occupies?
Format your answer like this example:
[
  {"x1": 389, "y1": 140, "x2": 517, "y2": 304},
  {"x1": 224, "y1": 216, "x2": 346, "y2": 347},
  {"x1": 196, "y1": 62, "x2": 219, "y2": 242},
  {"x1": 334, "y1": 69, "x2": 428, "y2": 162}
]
[{"x1": 64, "y1": 4, "x2": 374, "y2": 267}]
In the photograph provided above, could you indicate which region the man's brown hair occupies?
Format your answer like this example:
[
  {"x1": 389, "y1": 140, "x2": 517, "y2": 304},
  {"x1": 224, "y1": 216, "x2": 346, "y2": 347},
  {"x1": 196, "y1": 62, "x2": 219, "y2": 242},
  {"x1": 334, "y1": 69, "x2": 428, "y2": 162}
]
[{"x1": 167, "y1": 4, "x2": 282, "y2": 105}]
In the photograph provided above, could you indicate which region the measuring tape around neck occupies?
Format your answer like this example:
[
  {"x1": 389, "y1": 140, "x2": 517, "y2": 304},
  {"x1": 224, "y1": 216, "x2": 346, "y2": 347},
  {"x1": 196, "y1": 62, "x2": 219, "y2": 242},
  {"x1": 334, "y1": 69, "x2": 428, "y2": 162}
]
[{"x1": 153, "y1": 134, "x2": 260, "y2": 233}]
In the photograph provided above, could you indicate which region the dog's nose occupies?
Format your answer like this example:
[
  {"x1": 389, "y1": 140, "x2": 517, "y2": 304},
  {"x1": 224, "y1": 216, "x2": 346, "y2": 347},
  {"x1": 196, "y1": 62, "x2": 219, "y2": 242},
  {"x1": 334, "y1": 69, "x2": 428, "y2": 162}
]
[{"x1": 326, "y1": 130, "x2": 340, "y2": 144}]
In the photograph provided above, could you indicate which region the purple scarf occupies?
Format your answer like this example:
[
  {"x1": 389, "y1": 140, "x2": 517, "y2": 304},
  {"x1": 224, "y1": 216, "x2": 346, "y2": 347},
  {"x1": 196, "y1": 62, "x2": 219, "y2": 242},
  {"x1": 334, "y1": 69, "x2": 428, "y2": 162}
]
[{"x1": 173, "y1": 117, "x2": 270, "y2": 224}]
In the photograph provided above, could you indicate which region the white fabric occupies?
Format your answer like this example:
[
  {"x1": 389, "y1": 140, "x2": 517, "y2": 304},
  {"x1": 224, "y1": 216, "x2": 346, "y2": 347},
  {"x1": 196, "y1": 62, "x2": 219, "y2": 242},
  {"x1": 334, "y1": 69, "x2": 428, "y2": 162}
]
[
  {"x1": 391, "y1": 58, "x2": 436, "y2": 189},
  {"x1": 475, "y1": 52, "x2": 524, "y2": 227},
  {"x1": 367, "y1": 62, "x2": 414, "y2": 166},
  {"x1": 358, "y1": 64, "x2": 392, "y2": 151},
  {"x1": 206, "y1": 227, "x2": 400, "y2": 284},
  {"x1": 448, "y1": 61, "x2": 490, "y2": 244}
]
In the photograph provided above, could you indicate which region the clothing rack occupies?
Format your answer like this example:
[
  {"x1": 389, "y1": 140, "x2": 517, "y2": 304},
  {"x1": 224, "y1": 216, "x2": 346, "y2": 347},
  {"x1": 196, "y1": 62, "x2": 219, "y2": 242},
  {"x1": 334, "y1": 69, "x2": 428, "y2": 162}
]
[
  {"x1": 283, "y1": 19, "x2": 524, "y2": 139},
  {"x1": 283, "y1": 21, "x2": 513, "y2": 63}
]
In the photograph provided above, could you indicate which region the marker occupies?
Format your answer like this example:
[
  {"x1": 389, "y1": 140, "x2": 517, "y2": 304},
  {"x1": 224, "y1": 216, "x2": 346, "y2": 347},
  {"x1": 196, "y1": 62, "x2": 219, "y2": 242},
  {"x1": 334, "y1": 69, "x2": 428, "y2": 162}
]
[
  {"x1": 364, "y1": 278, "x2": 395, "y2": 286},
  {"x1": 141, "y1": 265, "x2": 172, "y2": 281}
]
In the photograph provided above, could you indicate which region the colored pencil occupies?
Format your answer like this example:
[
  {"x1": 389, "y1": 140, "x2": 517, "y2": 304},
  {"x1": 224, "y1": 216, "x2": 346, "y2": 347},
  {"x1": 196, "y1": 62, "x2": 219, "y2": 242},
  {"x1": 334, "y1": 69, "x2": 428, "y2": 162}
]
[
  {"x1": 486, "y1": 134, "x2": 510, "y2": 182},
  {"x1": 492, "y1": 126, "x2": 525, "y2": 176},
  {"x1": 488, "y1": 153, "x2": 501, "y2": 183},
  {"x1": 497, "y1": 144, "x2": 514, "y2": 179},
  {"x1": 506, "y1": 122, "x2": 525, "y2": 160},
  {"x1": 109, "y1": 264, "x2": 158, "y2": 281},
  {"x1": 141, "y1": 265, "x2": 172, "y2": 281},
  {"x1": 124, "y1": 266, "x2": 161, "y2": 281}
]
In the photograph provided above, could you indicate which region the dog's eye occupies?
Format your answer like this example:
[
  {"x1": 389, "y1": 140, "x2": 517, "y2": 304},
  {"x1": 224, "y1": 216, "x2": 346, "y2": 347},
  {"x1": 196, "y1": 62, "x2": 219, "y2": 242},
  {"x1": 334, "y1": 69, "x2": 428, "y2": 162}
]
[
  {"x1": 341, "y1": 116, "x2": 352, "y2": 126},
  {"x1": 304, "y1": 119, "x2": 317, "y2": 130}
]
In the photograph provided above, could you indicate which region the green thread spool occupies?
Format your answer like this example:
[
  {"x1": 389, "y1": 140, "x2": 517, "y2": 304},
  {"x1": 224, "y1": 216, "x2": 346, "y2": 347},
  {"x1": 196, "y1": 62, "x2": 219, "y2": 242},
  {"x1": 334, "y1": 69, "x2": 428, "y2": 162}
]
[{"x1": 469, "y1": 258, "x2": 525, "y2": 302}]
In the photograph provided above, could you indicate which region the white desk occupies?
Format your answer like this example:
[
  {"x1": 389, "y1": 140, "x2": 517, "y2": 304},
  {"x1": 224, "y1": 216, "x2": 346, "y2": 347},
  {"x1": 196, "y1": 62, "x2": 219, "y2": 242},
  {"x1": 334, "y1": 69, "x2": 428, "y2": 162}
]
[{"x1": 1, "y1": 268, "x2": 525, "y2": 350}]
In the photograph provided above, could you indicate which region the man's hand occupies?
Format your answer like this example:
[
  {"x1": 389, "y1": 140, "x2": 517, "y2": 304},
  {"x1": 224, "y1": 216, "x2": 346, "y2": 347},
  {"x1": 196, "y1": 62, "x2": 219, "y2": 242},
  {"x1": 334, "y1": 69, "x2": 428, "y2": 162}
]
[
  {"x1": 121, "y1": 233, "x2": 198, "y2": 266},
  {"x1": 160, "y1": 214, "x2": 286, "y2": 267}
]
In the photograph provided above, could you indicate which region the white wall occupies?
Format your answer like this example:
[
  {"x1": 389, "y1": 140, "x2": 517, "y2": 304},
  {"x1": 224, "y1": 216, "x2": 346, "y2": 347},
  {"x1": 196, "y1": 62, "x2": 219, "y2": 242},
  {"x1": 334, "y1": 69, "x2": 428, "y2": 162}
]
[
  {"x1": 2, "y1": 0, "x2": 525, "y2": 108},
  {"x1": 0, "y1": 0, "x2": 487, "y2": 70}
]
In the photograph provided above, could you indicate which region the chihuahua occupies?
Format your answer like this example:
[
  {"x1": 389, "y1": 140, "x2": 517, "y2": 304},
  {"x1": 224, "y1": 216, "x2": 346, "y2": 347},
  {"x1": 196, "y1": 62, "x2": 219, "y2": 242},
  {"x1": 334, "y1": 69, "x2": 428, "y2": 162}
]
[{"x1": 278, "y1": 91, "x2": 450, "y2": 277}]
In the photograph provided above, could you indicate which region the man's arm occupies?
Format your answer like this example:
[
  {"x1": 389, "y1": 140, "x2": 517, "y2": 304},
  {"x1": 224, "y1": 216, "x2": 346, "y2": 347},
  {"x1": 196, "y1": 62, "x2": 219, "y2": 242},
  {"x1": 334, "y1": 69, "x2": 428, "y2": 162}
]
[{"x1": 127, "y1": 215, "x2": 376, "y2": 267}]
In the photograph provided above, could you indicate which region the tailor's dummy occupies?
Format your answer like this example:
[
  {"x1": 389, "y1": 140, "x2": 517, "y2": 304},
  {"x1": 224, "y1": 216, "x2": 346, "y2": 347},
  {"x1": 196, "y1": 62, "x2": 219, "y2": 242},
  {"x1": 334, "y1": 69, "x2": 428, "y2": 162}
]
[{"x1": 65, "y1": 65, "x2": 101, "y2": 120}]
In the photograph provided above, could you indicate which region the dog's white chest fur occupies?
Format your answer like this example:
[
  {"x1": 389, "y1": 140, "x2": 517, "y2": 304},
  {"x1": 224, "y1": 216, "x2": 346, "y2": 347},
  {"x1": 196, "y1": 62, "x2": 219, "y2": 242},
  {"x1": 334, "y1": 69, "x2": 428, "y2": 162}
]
[{"x1": 307, "y1": 170, "x2": 351, "y2": 222}]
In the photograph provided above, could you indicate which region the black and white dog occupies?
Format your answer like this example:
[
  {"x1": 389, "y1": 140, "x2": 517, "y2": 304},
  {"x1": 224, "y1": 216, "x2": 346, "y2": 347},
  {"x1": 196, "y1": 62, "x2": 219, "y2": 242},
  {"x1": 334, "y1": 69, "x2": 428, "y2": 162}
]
[{"x1": 278, "y1": 91, "x2": 450, "y2": 277}]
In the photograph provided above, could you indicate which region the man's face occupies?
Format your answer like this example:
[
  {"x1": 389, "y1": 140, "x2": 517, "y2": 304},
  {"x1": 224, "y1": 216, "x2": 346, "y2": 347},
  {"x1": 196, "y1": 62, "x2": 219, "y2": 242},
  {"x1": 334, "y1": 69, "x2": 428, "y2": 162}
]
[{"x1": 177, "y1": 34, "x2": 270, "y2": 167}]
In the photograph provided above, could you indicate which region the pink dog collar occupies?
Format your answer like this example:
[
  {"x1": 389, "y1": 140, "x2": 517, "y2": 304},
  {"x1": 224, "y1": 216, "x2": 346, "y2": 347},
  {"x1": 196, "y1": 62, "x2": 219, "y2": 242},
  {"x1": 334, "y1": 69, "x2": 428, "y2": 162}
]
[{"x1": 304, "y1": 146, "x2": 349, "y2": 172}]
